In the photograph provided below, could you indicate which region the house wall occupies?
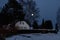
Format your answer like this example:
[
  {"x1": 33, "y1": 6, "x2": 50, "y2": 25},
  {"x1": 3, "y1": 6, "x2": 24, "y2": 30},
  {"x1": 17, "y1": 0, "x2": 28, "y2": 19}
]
[{"x1": 15, "y1": 21, "x2": 30, "y2": 30}]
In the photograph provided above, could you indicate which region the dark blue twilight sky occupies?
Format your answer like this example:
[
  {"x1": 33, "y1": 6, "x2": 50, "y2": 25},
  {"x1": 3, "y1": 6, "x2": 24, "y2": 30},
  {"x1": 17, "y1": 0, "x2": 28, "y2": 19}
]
[{"x1": 0, "y1": 0, "x2": 60, "y2": 28}]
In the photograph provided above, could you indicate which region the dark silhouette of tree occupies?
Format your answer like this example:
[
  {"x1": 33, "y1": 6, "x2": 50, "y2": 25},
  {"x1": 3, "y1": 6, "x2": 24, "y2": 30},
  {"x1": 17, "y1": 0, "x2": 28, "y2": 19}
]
[
  {"x1": 0, "y1": 0, "x2": 25, "y2": 40},
  {"x1": 57, "y1": 7, "x2": 60, "y2": 30},
  {"x1": 55, "y1": 23, "x2": 59, "y2": 33},
  {"x1": 33, "y1": 20, "x2": 38, "y2": 29},
  {"x1": 40, "y1": 19, "x2": 45, "y2": 29},
  {"x1": 0, "y1": 0, "x2": 25, "y2": 25},
  {"x1": 21, "y1": 0, "x2": 40, "y2": 26}
]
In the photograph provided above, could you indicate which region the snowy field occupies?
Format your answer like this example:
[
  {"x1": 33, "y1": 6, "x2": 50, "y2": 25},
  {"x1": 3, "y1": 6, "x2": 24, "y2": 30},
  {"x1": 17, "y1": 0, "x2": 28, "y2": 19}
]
[{"x1": 6, "y1": 31, "x2": 60, "y2": 40}]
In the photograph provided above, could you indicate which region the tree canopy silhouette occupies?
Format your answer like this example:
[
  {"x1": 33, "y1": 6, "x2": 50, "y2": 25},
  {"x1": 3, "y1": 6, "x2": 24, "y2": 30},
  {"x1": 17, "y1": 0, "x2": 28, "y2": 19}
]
[
  {"x1": 0, "y1": 0, "x2": 25, "y2": 25},
  {"x1": 20, "y1": 0, "x2": 40, "y2": 26},
  {"x1": 33, "y1": 20, "x2": 38, "y2": 29}
]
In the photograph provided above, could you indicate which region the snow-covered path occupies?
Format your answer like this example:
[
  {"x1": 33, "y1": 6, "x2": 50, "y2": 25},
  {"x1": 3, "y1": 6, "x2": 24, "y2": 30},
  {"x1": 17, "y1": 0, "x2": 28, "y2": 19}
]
[{"x1": 6, "y1": 31, "x2": 60, "y2": 40}]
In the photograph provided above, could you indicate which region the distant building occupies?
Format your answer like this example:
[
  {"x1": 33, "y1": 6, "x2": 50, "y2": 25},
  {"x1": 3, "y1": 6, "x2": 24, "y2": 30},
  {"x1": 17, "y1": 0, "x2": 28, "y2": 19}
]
[
  {"x1": 15, "y1": 21, "x2": 31, "y2": 30},
  {"x1": 44, "y1": 20, "x2": 53, "y2": 29},
  {"x1": 41, "y1": 19, "x2": 53, "y2": 29}
]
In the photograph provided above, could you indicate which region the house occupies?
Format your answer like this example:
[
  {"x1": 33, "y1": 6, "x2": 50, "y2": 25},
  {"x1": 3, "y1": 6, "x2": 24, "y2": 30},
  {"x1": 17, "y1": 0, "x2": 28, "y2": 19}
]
[{"x1": 15, "y1": 21, "x2": 30, "y2": 30}]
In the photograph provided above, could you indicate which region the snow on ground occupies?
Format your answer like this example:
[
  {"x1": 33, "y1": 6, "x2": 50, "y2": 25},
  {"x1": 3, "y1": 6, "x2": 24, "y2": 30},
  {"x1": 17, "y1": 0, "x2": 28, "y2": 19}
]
[{"x1": 6, "y1": 31, "x2": 60, "y2": 40}]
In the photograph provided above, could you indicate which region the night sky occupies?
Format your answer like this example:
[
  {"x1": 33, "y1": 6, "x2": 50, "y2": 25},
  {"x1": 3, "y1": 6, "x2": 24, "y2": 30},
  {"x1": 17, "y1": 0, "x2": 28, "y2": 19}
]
[{"x1": 0, "y1": 0, "x2": 60, "y2": 28}]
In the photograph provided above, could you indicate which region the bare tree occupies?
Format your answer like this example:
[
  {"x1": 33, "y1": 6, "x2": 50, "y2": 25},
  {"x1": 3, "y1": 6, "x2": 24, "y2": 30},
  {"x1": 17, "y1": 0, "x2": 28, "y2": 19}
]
[{"x1": 20, "y1": 0, "x2": 40, "y2": 26}]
